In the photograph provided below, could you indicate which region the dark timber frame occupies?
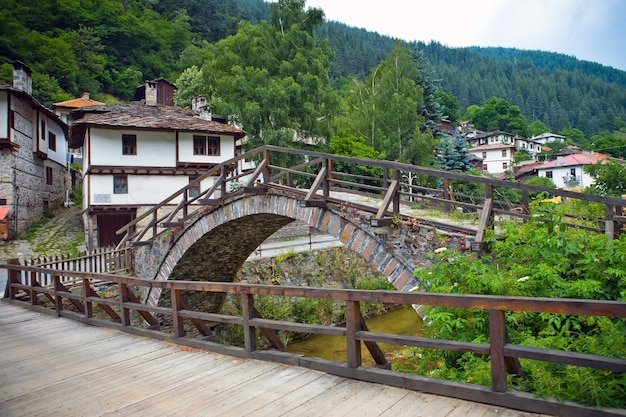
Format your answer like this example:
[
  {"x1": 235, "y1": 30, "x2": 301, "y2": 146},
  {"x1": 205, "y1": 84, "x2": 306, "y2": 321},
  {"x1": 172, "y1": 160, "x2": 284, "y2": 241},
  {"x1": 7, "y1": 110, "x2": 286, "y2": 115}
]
[{"x1": 3, "y1": 261, "x2": 626, "y2": 417}]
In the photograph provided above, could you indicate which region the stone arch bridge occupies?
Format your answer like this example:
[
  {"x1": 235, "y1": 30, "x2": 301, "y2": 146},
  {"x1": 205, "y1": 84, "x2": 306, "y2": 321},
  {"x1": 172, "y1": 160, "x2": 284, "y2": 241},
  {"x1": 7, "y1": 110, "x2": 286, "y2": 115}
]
[{"x1": 117, "y1": 145, "x2": 625, "y2": 306}]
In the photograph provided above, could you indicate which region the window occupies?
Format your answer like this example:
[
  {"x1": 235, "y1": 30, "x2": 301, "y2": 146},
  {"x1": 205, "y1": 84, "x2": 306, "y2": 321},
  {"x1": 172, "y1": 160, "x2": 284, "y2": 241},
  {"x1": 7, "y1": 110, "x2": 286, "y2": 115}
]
[
  {"x1": 48, "y1": 132, "x2": 56, "y2": 151},
  {"x1": 46, "y1": 167, "x2": 53, "y2": 185},
  {"x1": 122, "y1": 134, "x2": 137, "y2": 155},
  {"x1": 482, "y1": 151, "x2": 487, "y2": 159},
  {"x1": 207, "y1": 136, "x2": 220, "y2": 155},
  {"x1": 545, "y1": 171, "x2": 553, "y2": 179},
  {"x1": 482, "y1": 164, "x2": 488, "y2": 171},
  {"x1": 40, "y1": 120, "x2": 46, "y2": 140},
  {"x1": 570, "y1": 168, "x2": 576, "y2": 176},
  {"x1": 193, "y1": 136, "x2": 206, "y2": 155},
  {"x1": 188, "y1": 176, "x2": 200, "y2": 198},
  {"x1": 113, "y1": 175, "x2": 128, "y2": 194},
  {"x1": 502, "y1": 149, "x2": 507, "y2": 157},
  {"x1": 502, "y1": 162, "x2": 508, "y2": 170},
  {"x1": 193, "y1": 135, "x2": 221, "y2": 156}
]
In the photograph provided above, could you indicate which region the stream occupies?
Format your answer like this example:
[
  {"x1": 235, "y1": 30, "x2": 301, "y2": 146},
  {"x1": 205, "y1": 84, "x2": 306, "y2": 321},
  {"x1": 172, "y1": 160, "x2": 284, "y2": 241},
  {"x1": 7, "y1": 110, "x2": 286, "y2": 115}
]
[{"x1": 286, "y1": 307, "x2": 424, "y2": 366}]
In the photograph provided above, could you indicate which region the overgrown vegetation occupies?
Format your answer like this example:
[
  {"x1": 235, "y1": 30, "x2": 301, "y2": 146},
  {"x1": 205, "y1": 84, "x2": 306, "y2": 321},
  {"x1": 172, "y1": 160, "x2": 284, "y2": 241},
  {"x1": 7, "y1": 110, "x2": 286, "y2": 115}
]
[
  {"x1": 402, "y1": 203, "x2": 626, "y2": 408},
  {"x1": 216, "y1": 247, "x2": 395, "y2": 348}
]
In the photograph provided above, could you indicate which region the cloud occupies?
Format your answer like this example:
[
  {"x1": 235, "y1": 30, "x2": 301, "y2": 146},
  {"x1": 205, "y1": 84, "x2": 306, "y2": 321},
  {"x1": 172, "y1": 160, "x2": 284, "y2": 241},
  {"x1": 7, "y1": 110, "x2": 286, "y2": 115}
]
[{"x1": 303, "y1": 0, "x2": 626, "y2": 70}]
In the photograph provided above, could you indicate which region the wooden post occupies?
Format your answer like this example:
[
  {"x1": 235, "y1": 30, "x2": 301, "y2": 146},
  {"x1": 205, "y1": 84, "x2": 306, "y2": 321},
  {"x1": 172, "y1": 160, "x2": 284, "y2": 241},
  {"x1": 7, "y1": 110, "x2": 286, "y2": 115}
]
[
  {"x1": 323, "y1": 158, "x2": 331, "y2": 198},
  {"x1": 521, "y1": 190, "x2": 530, "y2": 217},
  {"x1": 263, "y1": 148, "x2": 271, "y2": 184},
  {"x1": 242, "y1": 293, "x2": 257, "y2": 353},
  {"x1": 119, "y1": 283, "x2": 130, "y2": 327},
  {"x1": 489, "y1": 309, "x2": 508, "y2": 392},
  {"x1": 443, "y1": 178, "x2": 451, "y2": 212},
  {"x1": 53, "y1": 274, "x2": 63, "y2": 317},
  {"x1": 392, "y1": 169, "x2": 400, "y2": 217},
  {"x1": 29, "y1": 271, "x2": 38, "y2": 306},
  {"x1": 605, "y1": 203, "x2": 615, "y2": 241},
  {"x1": 346, "y1": 301, "x2": 362, "y2": 368},
  {"x1": 6, "y1": 258, "x2": 21, "y2": 299},
  {"x1": 83, "y1": 278, "x2": 93, "y2": 319},
  {"x1": 171, "y1": 288, "x2": 185, "y2": 338}
]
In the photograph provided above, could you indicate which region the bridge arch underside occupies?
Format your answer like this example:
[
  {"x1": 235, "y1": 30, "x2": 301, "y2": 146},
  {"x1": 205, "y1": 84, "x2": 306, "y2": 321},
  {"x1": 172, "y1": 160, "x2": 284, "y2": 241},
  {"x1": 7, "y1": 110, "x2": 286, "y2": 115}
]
[{"x1": 147, "y1": 193, "x2": 417, "y2": 307}]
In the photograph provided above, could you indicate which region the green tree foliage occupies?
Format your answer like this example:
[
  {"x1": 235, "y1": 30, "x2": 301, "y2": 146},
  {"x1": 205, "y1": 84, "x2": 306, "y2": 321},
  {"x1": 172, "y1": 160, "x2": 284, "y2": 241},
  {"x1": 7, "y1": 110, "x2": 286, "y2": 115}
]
[
  {"x1": 527, "y1": 120, "x2": 550, "y2": 137},
  {"x1": 589, "y1": 134, "x2": 626, "y2": 158},
  {"x1": 434, "y1": 136, "x2": 471, "y2": 172},
  {"x1": 326, "y1": 129, "x2": 384, "y2": 187},
  {"x1": 436, "y1": 90, "x2": 461, "y2": 124},
  {"x1": 463, "y1": 97, "x2": 529, "y2": 137},
  {"x1": 195, "y1": 0, "x2": 338, "y2": 164},
  {"x1": 585, "y1": 160, "x2": 626, "y2": 196},
  {"x1": 405, "y1": 209, "x2": 626, "y2": 408},
  {"x1": 559, "y1": 128, "x2": 587, "y2": 148},
  {"x1": 341, "y1": 44, "x2": 434, "y2": 165}
]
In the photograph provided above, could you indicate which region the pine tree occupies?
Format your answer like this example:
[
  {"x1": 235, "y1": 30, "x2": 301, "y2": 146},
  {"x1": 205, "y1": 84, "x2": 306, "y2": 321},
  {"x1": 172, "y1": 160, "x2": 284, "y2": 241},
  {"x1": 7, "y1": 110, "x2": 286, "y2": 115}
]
[{"x1": 434, "y1": 135, "x2": 472, "y2": 171}]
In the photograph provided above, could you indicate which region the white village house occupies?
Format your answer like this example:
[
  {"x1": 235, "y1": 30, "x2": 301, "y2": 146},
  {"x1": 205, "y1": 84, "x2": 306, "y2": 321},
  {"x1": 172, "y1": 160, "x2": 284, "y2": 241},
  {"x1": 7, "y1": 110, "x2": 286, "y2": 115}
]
[
  {"x1": 69, "y1": 82, "x2": 246, "y2": 248},
  {"x1": 0, "y1": 62, "x2": 69, "y2": 240},
  {"x1": 534, "y1": 153, "x2": 605, "y2": 189}
]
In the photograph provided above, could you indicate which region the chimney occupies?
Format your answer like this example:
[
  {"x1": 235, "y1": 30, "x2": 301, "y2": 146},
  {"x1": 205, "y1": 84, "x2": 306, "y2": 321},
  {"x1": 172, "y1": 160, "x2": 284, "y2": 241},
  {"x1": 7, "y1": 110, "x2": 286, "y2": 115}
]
[
  {"x1": 557, "y1": 156, "x2": 564, "y2": 166},
  {"x1": 145, "y1": 81, "x2": 157, "y2": 106},
  {"x1": 193, "y1": 96, "x2": 212, "y2": 121},
  {"x1": 81, "y1": 92, "x2": 90, "y2": 101},
  {"x1": 12, "y1": 61, "x2": 32, "y2": 95}
]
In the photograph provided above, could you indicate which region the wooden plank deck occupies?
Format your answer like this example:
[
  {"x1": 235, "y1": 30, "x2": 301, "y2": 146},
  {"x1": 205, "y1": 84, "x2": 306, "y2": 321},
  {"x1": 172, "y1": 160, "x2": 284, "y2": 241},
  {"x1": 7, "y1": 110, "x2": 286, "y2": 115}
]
[{"x1": 0, "y1": 302, "x2": 547, "y2": 417}]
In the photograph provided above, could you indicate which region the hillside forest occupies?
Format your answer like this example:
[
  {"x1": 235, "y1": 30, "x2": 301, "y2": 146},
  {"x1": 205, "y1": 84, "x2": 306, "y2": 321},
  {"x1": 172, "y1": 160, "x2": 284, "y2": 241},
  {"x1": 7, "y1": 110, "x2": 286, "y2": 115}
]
[{"x1": 2, "y1": 0, "x2": 626, "y2": 149}]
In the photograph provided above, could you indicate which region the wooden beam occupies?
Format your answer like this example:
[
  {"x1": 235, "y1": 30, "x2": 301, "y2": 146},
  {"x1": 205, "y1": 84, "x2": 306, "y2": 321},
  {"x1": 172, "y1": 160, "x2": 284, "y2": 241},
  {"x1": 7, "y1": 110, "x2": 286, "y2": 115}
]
[
  {"x1": 302, "y1": 166, "x2": 327, "y2": 206},
  {"x1": 474, "y1": 197, "x2": 494, "y2": 246},
  {"x1": 374, "y1": 179, "x2": 399, "y2": 220}
]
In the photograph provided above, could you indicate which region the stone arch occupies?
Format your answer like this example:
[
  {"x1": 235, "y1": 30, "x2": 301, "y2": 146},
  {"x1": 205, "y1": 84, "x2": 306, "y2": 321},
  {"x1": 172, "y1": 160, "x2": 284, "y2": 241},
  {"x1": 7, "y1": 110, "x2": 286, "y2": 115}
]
[{"x1": 146, "y1": 193, "x2": 416, "y2": 306}]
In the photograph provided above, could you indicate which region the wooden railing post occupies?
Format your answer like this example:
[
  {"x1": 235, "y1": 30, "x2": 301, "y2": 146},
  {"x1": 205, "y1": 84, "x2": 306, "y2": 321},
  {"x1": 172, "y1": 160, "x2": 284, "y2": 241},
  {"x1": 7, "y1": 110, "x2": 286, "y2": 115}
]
[
  {"x1": 443, "y1": 177, "x2": 451, "y2": 212},
  {"x1": 241, "y1": 293, "x2": 257, "y2": 353},
  {"x1": 6, "y1": 258, "x2": 21, "y2": 299},
  {"x1": 392, "y1": 169, "x2": 400, "y2": 216},
  {"x1": 83, "y1": 278, "x2": 93, "y2": 319},
  {"x1": 323, "y1": 158, "x2": 331, "y2": 198},
  {"x1": 605, "y1": 203, "x2": 615, "y2": 241},
  {"x1": 346, "y1": 300, "x2": 362, "y2": 368},
  {"x1": 53, "y1": 274, "x2": 63, "y2": 317},
  {"x1": 29, "y1": 271, "x2": 38, "y2": 306},
  {"x1": 521, "y1": 190, "x2": 530, "y2": 217},
  {"x1": 489, "y1": 309, "x2": 508, "y2": 392},
  {"x1": 171, "y1": 288, "x2": 185, "y2": 338},
  {"x1": 119, "y1": 283, "x2": 130, "y2": 327},
  {"x1": 263, "y1": 148, "x2": 271, "y2": 184}
]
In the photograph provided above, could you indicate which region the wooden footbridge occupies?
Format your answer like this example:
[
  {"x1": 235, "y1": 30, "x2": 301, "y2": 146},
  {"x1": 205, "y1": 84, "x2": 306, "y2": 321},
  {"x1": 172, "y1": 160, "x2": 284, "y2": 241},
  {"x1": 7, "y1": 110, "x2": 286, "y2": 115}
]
[{"x1": 2, "y1": 146, "x2": 626, "y2": 416}]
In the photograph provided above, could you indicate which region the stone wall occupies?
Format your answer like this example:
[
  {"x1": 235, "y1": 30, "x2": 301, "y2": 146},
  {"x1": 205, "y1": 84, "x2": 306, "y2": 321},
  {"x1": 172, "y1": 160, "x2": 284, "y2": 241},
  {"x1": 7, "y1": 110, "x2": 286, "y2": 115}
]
[{"x1": 3, "y1": 94, "x2": 68, "y2": 236}]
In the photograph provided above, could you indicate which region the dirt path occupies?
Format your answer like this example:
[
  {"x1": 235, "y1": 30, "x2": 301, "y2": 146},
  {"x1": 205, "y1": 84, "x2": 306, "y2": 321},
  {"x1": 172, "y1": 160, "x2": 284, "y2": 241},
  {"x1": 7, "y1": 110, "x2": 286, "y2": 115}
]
[{"x1": 0, "y1": 206, "x2": 86, "y2": 263}]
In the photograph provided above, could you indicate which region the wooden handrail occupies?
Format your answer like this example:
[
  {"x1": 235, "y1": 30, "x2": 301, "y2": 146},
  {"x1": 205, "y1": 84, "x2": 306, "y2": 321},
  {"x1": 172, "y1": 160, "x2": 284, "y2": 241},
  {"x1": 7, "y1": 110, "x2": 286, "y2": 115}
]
[{"x1": 2, "y1": 262, "x2": 625, "y2": 416}]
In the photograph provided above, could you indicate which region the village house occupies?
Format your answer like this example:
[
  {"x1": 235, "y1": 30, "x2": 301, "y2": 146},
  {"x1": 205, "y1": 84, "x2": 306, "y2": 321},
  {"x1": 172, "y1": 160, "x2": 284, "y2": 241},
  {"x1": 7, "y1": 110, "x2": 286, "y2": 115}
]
[
  {"x1": 68, "y1": 80, "x2": 246, "y2": 248},
  {"x1": 516, "y1": 152, "x2": 607, "y2": 189},
  {"x1": 0, "y1": 62, "x2": 69, "y2": 240}
]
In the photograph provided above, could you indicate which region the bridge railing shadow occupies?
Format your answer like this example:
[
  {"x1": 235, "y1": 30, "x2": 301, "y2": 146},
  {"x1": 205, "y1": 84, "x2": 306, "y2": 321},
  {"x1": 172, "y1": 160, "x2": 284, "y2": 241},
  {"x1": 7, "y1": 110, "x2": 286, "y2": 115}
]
[
  {"x1": 114, "y1": 146, "x2": 626, "y2": 249},
  {"x1": 2, "y1": 263, "x2": 625, "y2": 417}
]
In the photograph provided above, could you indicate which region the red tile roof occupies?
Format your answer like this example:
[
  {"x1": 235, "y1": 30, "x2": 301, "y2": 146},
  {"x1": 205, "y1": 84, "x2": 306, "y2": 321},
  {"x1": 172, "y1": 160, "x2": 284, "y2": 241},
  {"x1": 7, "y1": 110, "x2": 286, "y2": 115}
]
[
  {"x1": 69, "y1": 103, "x2": 246, "y2": 148},
  {"x1": 536, "y1": 153, "x2": 602, "y2": 169},
  {"x1": 53, "y1": 93, "x2": 104, "y2": 109}
]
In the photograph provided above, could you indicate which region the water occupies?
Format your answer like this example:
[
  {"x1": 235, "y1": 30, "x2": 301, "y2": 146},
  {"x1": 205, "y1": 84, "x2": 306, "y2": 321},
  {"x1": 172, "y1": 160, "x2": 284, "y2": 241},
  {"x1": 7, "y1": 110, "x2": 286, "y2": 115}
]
[{"x1": 286, "y1": 307, "x2": 423, "y2": 366}]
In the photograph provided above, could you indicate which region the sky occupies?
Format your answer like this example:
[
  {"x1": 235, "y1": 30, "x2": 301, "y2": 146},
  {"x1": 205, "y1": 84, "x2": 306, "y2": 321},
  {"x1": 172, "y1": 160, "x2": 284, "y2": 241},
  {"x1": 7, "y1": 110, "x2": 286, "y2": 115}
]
[{"x1": 304, "y1": 0, "x2": 626, "y2": 72}]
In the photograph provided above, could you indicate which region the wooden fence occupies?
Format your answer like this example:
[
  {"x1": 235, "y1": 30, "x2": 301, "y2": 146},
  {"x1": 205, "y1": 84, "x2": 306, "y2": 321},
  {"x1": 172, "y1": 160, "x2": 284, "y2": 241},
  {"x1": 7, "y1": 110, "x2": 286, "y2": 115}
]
[
  {"x1": 2, "y1": 263, "x2": 625, "y2": 417},
  {"x1": 14, "y1": 247, "x2": 132, "y2": 287}
]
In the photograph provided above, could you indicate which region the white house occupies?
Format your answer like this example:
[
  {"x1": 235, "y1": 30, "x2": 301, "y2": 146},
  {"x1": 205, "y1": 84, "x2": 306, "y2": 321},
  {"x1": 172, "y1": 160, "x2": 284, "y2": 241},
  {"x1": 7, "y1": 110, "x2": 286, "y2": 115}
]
[
  {"x1": 468, "y1": 143, "x2": 517, "y2": 176},
  {"x1": 69, "y1": 83, "x2": 246, "y2": 248},
  {"x1": 535, "y1": 153, "x2": 604, "y2": 189},
  {"x1": 0, "y1": 62, "x2": 69, "y2": 240}
]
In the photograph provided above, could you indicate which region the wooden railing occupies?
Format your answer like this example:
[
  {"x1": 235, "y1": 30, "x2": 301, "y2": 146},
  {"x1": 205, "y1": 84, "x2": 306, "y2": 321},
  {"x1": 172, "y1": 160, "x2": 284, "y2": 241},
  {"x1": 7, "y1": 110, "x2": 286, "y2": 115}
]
[
  {"x1": 115, "y1": 146, "x2": 626, "y2": 248},
  {"x1": 9, "y1": 247, "x2": 131, "y2": 287},
  {"x1": 2, "y1": 263, "x2": 625, "y2": 417}
]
